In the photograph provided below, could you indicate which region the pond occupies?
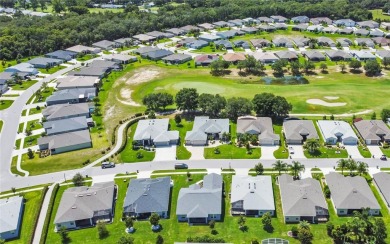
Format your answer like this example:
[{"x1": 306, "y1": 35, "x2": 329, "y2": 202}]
[{"x1": 261, "y1": 76, "x2": 309, "y2": 85}]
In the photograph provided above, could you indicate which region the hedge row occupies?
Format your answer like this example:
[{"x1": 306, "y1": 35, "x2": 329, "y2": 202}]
[
  {"x1": 39, "y1": 183, "x2": 59, "y2": 244},
  {"x1": 117, "y1": 118, "x2": 142, "y2": 154},
  {"x1": 27, "y1": 186, "x2": 49, "y2": 244}
]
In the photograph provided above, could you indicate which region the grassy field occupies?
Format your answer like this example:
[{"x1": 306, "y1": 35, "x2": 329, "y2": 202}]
[
  {"x1": 169, "y1": 119, "x2": 192, "y2": 160},
  {"x1": 0, "y1": 100, "x2": 13, "y2": 110},
  {"x1": 370, "y1": 9, "x2": 390, "y2": 21},
  {"x1": 2, "y1": 189, "x2": 44, "y2": 244}
]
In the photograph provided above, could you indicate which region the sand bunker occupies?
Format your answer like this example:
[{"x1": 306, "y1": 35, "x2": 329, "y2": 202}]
[
  {"x1": 306, "y1": 99, "x2": 346, "y2": 107},
  {"x1": 324, "y1": 96, "x2": 339, "y2": 100},
  {"x1": 126, "y1": 68, "x2": 161, "y2": 85},
  {"x1": 117, "y1": 88, "x2": 141, "y2": 106}
]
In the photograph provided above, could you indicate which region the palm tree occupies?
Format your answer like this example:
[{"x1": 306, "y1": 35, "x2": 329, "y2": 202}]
[
  {"x1": 298, "y1": 220, "x2": 310, "y2": 230},
  {"x1": 272, "y1": 160, "x2": 288, "y2": 175},
  {"x1": 337, "y1": 159, "x2": 348, "y2": 174},
  {"x1": 305, "y1": 139, "x2": 320, "y2": 154},
  {"x1": 289, "y1": 161, "x2": 305, "y2": 179},
  {"x1": 356, "y1": 161, "x2": 368, "y2": 175},
  {"x1": 347, "y1": 159, "x2": 357, "y2": 176}
]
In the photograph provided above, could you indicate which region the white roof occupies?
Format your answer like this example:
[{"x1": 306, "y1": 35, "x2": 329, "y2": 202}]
[
  {"x1": 231, "y1": 175, "x2": 275, "y2": 211},
  {"x1": 0, "y1": 196, "x2": 23, "y2": 233},
  {"x1": 317, "y1": 120, "x2": 358, "y2": 142},
  {"x1": 133, "y1": 119, "x2": 178, "y2": 142}
]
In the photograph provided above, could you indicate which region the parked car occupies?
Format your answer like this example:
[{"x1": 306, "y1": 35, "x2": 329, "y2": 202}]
[
  {"x1": 380, "y1": 155, "x2": 387, "y2": 161},
  {"x1": 101, "y1": 162, "x2": 115, "y2": 169},
  {"x1": 175, "y1": 163, "x2": 188, "y2": 169}
]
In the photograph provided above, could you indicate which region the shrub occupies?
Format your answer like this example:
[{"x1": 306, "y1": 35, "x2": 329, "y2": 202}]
[
  {"x1": 209, "y1": 220, "x2": 215, "y2": 229},
  {"x1": 211, "y1": 229, "x2": 218, "y2": 235},
  {"x1": 326, "y1": 222, "x2": 334, "y2": 236},
  {"x1": 39, "y1": 184, "x2": 59, "y2": 244},
  {"x1": 291, "y1": 226, "x2": 298, "y2": 237},
  {"x1": 28, "y1": 186, "x2": 48, "y2": 244},
  {"x1": 97, "y1": 221, "x2": 109, "y2": 239}
]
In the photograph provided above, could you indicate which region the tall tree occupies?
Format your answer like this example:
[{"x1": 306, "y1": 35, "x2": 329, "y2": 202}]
[
  {"x1": 356, "y1": 161, "x2": 368, "y2": 175},
  {"x1": 254, "y1": 162, "x2": 264, "y2": 175},
  {"x1": 289, "y1": 161, "x2": 305, "y2": 179},
  {"x1": 175, "y1": 88, "x2": 199, "y2": 112},
  {"x1": 381, "y1": 109, "x2": 390, "y2": 122},
  {"x1": 225, "y1": 97, "x2": 252, "y2": 120},
  {"x1": 252, "y1": 93, "x2": 292, "y2": 118},
  {"x1": 72, "y1": 173, "x2": 84, "y2": 186},
  {"x1": 347, "y1": 159, "x2": 357, "y2": 175},
  {"x1": 337, "y1": 159, "x2": 348, "y2": 174},
  {"x1": 364, "y1": 60, "x2": 382, "y2": 76},
  {"x1": 51, "y1": 0, "x2": 66, "y2": 13},
  {"x1": 305, "y1": 139, "x2": 320, "y2": 154},
  {"x1": 272, "y1": 160, "x2": 287, "y2": 175}
]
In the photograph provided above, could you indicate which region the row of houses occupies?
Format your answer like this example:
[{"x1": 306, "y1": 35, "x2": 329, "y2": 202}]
[{"x1": 49, "y1": 171, "x2": 390, "y2": 233}]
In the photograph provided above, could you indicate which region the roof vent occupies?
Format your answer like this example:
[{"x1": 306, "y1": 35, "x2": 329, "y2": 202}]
[
  {"x1": 86, "y1": 193, "x2": 92, "y2": 196},
  {"x1": 78, "y1": 194, "x2": 83, "y2": 197},
  {"x1": 71, "y1": 206, "x2": 77, "y2": 209},
  {"x1": 352, "y1": 189, "x2": 358, "y2": 193}
]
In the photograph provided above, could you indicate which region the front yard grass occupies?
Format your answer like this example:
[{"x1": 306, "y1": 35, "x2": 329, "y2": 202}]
[
  {"x1": 18, "y1": 122, "x2": 24, "y2": 133},
  {"x1": 119, "y1": 123, "x2": 155, "y2": 162},
  {"x1": 358, "y1": 144, "x2": 372, "y2": 158},
  {"x1": 381, "y1": 147, "x2": 390, "y2": 157},
  {"x1": 169, "y1": 119, "x2": 192, "y2": 160},
  {"x1": 304, "y1": 147, "x2": 348, "y2": 158},
  {"x1": 26, "y1": 119, "x2": 42, "y2": 131},
  {"x1": 0, "y1": 120, "x2": 3, "y2": 132},
  {"x1": 0, "y1": 100, "x2": 13, "y2": 110},
  {"x1": 15, "y1": 138, "x2": 21, "y2": 150},
  {"x1": 33, "y1": 87, "x2": 54, "y2": 103},
  {"x1": 38, "y1": 65, "x2": 66, "y2": 74},
  {"x1": 204, "y1": 144, "x2": 261, "y2": 159},
  {"x1": 273, "y1": 125, "x2": 288, "y2": 159},
  {"x1": 76, "y1": 54, "x2": 98, "y2": 62},
  {"x1": 10, "y1": 156, "x2": 25, "y2": 176},
  {"x1": 2, "y1": 189, "x2": 44, "y2": 244},
  {"x1": 9, "y1": 80, "x2": 38, "y2": 90},
  {"x1": 23, "y1": 134, "x2": 41, "y2": 148},
  {"x1": 28, "y1": 106, "x2": 43, "y2": 115}
]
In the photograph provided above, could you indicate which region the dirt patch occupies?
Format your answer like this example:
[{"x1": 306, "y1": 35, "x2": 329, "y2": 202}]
[
  {"x1": 117, "y1": 88, "x2": 141, "y2": 107},
  {"x1": 306, "y1": 99, "x2": 346, "y2": 107},
  {"x1": 125, "y1": 67, "x2": 161, "y2": 85}
]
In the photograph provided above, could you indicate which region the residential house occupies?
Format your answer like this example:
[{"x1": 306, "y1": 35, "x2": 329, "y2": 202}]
[
  {"x1": 194, "y1": 54, "x2": 219, "y2": 66},
  {"x1": 258, "y1": 25, "x2": 276, "y2": 32},
  {"x1": 258, "y1": 17, "x2": 273, "y2": 23},
  {"x1": 27, "y1": 57, "x2": 63, "y2": 69},
  {"x1": 301, "y1": 51, "x2": 326, "y2": 61},
  {"x1": 5, "y1": 63, "x2": 38, "y2": 76},
  {"x1": 45, "y1": 50, "x2": 77, "y2": 61},
  {"x1": 165, "y1": 28, "x2": 186, "y2": 36},
  {"x1": 275, "y1": 51, "x2": 298, "y2": 61},
  {"x1": 291, "y1": 16, "x2": 309, "y2": 23},
  {"x1": 250, "y1": 39, "x2": 271, "y2": 48},
  {"x1": 292, "y1": 37, "x2": 309, "y2": 47},
  {"x1": 214, "y1": 40, "x2": 233, "y2": 50},
  {"x1": 355, "y1": 38, "x2": 375, "y2": 48},
  {"x1": 236, "y1": 116, "x2": 280, "y2": 146},
  {"x1": 338, "y1": 28, "x2": 354, "y2": 35},
  {"x1": 350, "y1": 50, "x2": 376, "y2": 61},
  {"x1": 380, "y1": 22, "x2": 390, "y2": 31},
  {"x1": 272, "y1": 37, "x2": 294, "y2": 48},
  {"x1": 310, "y1": 17, "x2": 332, "y2": 25},
  {"x1": 242, "y1": 17, "x2": 257, "y2": 25},
  {"x1": 38, "y1": 129, "x2": 92, "y2": 154},
  {"x1": 145, "y1": 31, "x2": 171, "y2": 39},
  {"x1": 103, "y1": 54, "x2": 138, "y2": 64},
  {"x1": 307, "y1": 25, "x2": 324, "y2": 32},
  {"x1": 324, "y1": 50, "x2": 352, "y2": 61},
  {"x1": 198, "y1": 23, "x2": 214, "y2": 30},
  {"x1": 336, "y1": 38, "x2": 353, "y2": 47},
  {"x1": 233, "y1": 40, "x2": 251, "y2": 49},
  {"x1": 376, "y1": 50, "x2": 390, "y2": 59},
  {"x1": 67, "y1": 66, "x2": 108, "y2": 78},
  {"x1": 42, "y1": 103, "x2": 90, "y2": 121},
  {"x1": 240, "y1": 27, "x2": 258, "y2": 34},
  {"x1": 141, "y1": 49, "x2": 174, "y2": 61},
  {"x1": 0, "y1": 196, "x2": 24, "y2": 240},
  {"x1": 123, "y1": 177, "x2": 171, "y2": 219},
  {"x1": 373, "y1": 172, "x2": 390, "y2": 207},
  {"x1": 231, "y1": 175, "x2": 275, "y2": 216},
  {"x1": 46, "y1": 88, "x2": 96, "y2": 106},
  {"x1": 251, "y1": 52, "x2": 279, "y2": 63},
  {"x1": 185, "y1": 116, "x2": 229, "y2": 146},
  {"x1": 222, "y1": 53, "x2": 246, "y2": 63},
  {"x1": 317, "y1": 120, "x2": 358, "y2": 145},
  {"x1": 228, "y1": 19, "x2": 243, "y2": 27},
  {"x1": 114, "y1": 37, "x2": 133, "y2": 47},
  {"x1": 186, "y1": 40, "x2": 208, "y2": 49},
  {"x1": 133, "y1": 34, "x2": 156, "y2": 43},
  {"x1": 369, "y1": 30, "x2": 384, "y2": 37},
  {"x1": 133, "y1": 118, "x2": 179, "y2": 147},
  {"x1": 56, "y1": 76, "x2": 99, "y2": 90},
  {"x1": 283, "y1": 120, "x2": 319, "y2": 144},
  {"x1": 216, "y1": 30, "x2": 241, "y2": 39},
  {"x1": 354, "y1": 29, "x2": 370, "y2": 36},
  {"x1": 43, "y1": 116, "x2": 89, "y2": 136},
  {"x1": 325, "y1": 172, "x2": 380, "y2": 216},
  {"x1": 274, "y1": 23, "x2": 288, "y2": 30},
  {"x1": 357, "y1": 20, "x2": 379, "y2": 29},
  {"x1": 354, "y1": 120, "x2": 390, "y2": 145},
  {"x1": 334, "y1": 19, "x2": 356, "y2": 27},
  {"x1": 0, "y1": 72, "x2": 13, "y2": 93},
  {"x1": 317, "y1": 37, "x2": 336, "y2": 47},
  {"x1": 162, "y1": 53, "x2": 192, "y2": 64},
  {"x1": 212, "y1": 21, "x2": 229, "y2": 28},
  {"x1": 322, "y1": 26, "x2": 339, "y2": 34},
  {"x1": 279, "y1": 174, "x2": 328, "y2": 223},
  {"x1": 176, "y1": 174, "x2": 223, "y2": 224},
  {"x1": 179, "y1": 25, "x2": 201, "y2": 34},
  {"x1": 198, "y1": 34, "x2": 221, "y2": 43},
  {"x1": 66, "y1": 45, "x2": 100, "y2": 54},
  {"x1": 372, "y1": 37, "x2": 389, "y2": 46},
  {"x1": 292, "y1": 24, "x2": 309, "y2": 31},
  {"x1": 54, "y1": 182, "x2": 115, "y2": 230},
  {"x1": 92, "y1": 40, "x2": 117, "y2": 50},
  {"x1": 133, "y1": 46, "x2": 159, "y2": 55},
  {"x1": 270, "y1": 15, "x2": 288, "y2": 23}
]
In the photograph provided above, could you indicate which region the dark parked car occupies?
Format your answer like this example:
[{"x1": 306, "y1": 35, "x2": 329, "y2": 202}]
[
  {"x1": 380, "y1": 155, "x2": 387, "y2": 161},
  {"x1": 175, "y1": 163, "x2": 188, "y2": 169},
  {"x1": 101, "y1": 162, "x2": 115, "y2": 169}
]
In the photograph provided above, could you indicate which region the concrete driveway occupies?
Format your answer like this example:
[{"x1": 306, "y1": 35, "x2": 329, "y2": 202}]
[
  {"x1": 367, "y1": 146, "x2": 384, "y2": 159},
  {"x1": 260, "y1": 146, "x2": 278, "y2": 160},
  {"x1": 344, "y1": 145, "x2": 363, "y2": 159},
  {"x1": 288, "y1": 145, "x2": 306, "y2": 159},
  {"x1": 185, "y1": 146, "x2": 205, "y2": 160},
  {"x1": 153, "y1": 146, "x2": 177, "y2": 161}
]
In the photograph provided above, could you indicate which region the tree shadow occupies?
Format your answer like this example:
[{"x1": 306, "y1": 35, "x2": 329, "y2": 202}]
[
  {"x1": 264, "y1": 225, "x2": 274, "y2": 233},
  {"x1": 349, "y1": 69, "x2": 362, "y2": 74},
  {"x1": 308, "y1": 149, "x2": 322, "y2": 157},
  {"x1": 240, "y1": 226, "x2": 249, "y2": 232},
  {"x1": 320, "y1": 70, "x2": 329, "y2": 74}
]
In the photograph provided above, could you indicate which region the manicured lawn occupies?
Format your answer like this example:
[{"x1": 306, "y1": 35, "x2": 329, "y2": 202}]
[
  {"x1": 119, "y1": 123, "x2": 155, "y2": 162},
  {"x1": 0, "y1": 120, "x2": 3, "y2": 132},
  {"x1": 33, "y1": 87, "x2": 54, "y2": 103},
  {"x1": 38, "y1": 65, "x2": 66, "y2": 74},
  {"x1": 152, "y1": 169, "x2": 207, "y2": 174},
  {"x1": 26, "y1": 119, "x2": 42, "y2": 131},
  {"x1": 191, "y1": 45, "x2": 226, "y2": 54},
  {"x1": 18, "y1": 122, "x2": 24, "y2": 133},
  {"x1": 381, "y1": 147, "x2": 390, "y2": 157},
  {"x1": 273, "y1": 124, "x2": 289, "y2": 159},
  {"x1": 9, "y1": 80, "x2": 38, "y2": 90},
  {"x1": 28, "y1": 106, "x2": 43, "y2": 115},
  {"x1": 15, "y1": 138, "x2": 21, "y2": 150},
  {"x1": 169, "y1": 119, "x2": 192, "y2": 160},
  {"x1": 76, "y1": 54, "x2": 98, "y2": 62},
  {"x1": 23, "y1": 134, "x2": 40, "y2": 148},
  {"x1": 304, "y1": 147, "x2": 348, "y2": 158},
  {"x1": 2, "y1": 189, "x2": 44, "y2": 244},
  {"x1": 204, "y1": 144, "x2": 261, "y2": 159},
  {"x1": 10, "y1": 156, "x2": 25, "y2": 176},
  {"x1": 0, "y1": 100, "x2": 13, "y2": 110},
  {"x1": 370, "y1": 9, "x2": 390, "y2": 21},
  {"x1": 358, "y1": 144, "x2": 372, "y2": 158}
]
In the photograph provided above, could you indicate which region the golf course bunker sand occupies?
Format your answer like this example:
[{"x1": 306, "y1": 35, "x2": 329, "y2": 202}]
[
  {"x1": 324, "y1": 96, "x2": 339, "y2": 100},
  {"x1": 306, "y1": 99, "x2": 346, "y2": 107},
  {"x1": 117, "y1": 88, "x2": 141, "y2": 106}
]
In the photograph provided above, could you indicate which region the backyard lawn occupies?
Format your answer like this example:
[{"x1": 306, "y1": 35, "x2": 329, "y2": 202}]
[{"x1": 370, "y1": 9, "x2": 390, "y2": 21}]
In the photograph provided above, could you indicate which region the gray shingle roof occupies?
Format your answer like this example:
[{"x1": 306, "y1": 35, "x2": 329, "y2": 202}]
[
  {"x1": 42, "y1": 103, "x2": 90, "y2": 121},
  {"x1": 185, "y1": 116, "x2": 229, "y2": 141},
  {"x1": 123, "y1": 177, "x2": 171, "y2": 215},
  {"x1": 67, "y1": 66, "x2": 108, "y2": 77},
  {"x1": 92, "y1": 40, "x2": 115, "y2": 49},
  {"x1": 283, "y1": 120, "x2": 319, "y2": 141},
  {"x1": 325, "y1": 172, "x2": 380, "y2": 210},
  {"x1": 237, "y1": 116, "x2": 279, "y2": 140},
  {"x1": 373, "y1": 172, "x2": 390, "y2": 206},
  {"x1": 27, "y1": 57, "x2": 63, "y2": 67},
  {"x1": 302, "y1": 50, "x2": 326, "y2": 60},
  {"x1": 143, "y1": 49, "x2": 174, "y2": 59},
  {"x1": 43, "y1": 116, "x2": 88, "y2": 135},
  {"x1": 46, "y1": 88, "x2": 96, "y2": 104},
  {"x1": 325, "y1": 50, "x2": 353, "y2": 60},
  {"x1": 133, "y1": 46, "x2": 160, "y2": 55},
  {"x1": 56, "y1": 76, "x2": 98, "y2": 89},
  {"x1": 45, "y1": 50, "x2": 77, "y2": 60},
  {"x1": 133, "y1": 119, "x2": 178, "y2": 142},
  {"x1": 38, "y1": 129, "x2": 91, "y2": 150},
  {"x1": 0, "y1": 196, "x2": 23, "y2": 233},
  {"x1": 231, "y1": 175, "x2": 275, "y2": 211},
  {"x1": 279, "y1": 174, "x2": 328, "y2": 217},
  {"x1": 54, "y1": 182, "x2": 115, "y2": 224},
  {"x1": 176, "y1": 174, "x2": 223, "y2": 217},
  {"x1": 354, "y1": 120, "x2": 390, "y2": 141},
  {"x1": 162, "y1": 53, "x2": 192, "y2": 62},
  {"x1": 275, "y1": 51, "x2": 298, "y2": 60}
]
